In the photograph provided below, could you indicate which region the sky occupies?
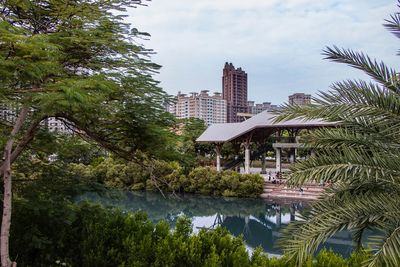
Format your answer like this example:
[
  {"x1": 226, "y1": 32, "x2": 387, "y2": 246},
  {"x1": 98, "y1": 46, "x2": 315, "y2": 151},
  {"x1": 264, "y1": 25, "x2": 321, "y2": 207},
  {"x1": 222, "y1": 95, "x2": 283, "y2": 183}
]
[{"x1": 126, "y1": 0, "x2": 398, "y2": 104}]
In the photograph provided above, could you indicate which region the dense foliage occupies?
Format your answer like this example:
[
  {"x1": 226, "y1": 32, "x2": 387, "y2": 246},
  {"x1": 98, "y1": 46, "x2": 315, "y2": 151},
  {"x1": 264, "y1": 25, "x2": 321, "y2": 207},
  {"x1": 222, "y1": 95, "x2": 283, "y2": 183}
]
[
  {"x1": 67, "y1": 158, "x2": 264, "y2": 198},
  {"x1": 173, "y1": 118, "x2": 214, "y2": 169},
  {"x1": 11, "y1": 161, "x2": 369, "y2": 266},
  {"x1": 0, "y1": 1, "x2": 180, "y2": 264},
  {"x1": 276, "y1": 2, "x2": 400, "y2": 266},
  {"x1": 9, "y1": 198, "x2": 369, "y2": 267},
  {"x1": 0, "y1": 0, "x2": 177, "y2": 160}
]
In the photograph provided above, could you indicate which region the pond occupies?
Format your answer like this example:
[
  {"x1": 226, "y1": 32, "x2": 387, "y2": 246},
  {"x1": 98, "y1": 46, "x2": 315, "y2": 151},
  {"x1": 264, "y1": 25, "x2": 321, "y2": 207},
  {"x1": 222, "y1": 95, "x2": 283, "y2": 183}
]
[{"x1": 76, "y1": 190, "x2": 355, "y2": 257}]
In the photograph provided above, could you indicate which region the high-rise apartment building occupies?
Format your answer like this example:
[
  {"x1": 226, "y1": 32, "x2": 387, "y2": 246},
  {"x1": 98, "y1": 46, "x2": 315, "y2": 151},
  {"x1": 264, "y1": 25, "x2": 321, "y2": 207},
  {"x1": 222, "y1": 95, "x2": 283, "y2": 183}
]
[
  {"x1": 0, "y1": 103, "x2": 17, "y2": 124},
  {"x1": 46, "y1": 117, "x2": 71, "y2": 133},
  {"x1": 222, "y1": 62, "x2": 248, "y2": 123},
  {"x1": 288, "y1": 93, "x2": 311, "y2": 106},
  {"x1": 247, "y1": 101, "x2": 278, "y2": 114},
  {"x1": 168, "y1": 90, "x2": 227, "y2": 125},
  {"x1": 0, "y1": 103, "x2": 71, "y2": 134}
]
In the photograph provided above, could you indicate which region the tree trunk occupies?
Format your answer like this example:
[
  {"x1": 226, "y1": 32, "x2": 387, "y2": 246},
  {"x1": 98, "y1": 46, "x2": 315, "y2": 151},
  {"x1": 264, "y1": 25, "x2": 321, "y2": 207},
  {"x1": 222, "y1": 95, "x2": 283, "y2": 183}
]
[
  {"x1": 1, "y1": 107, "x2": 28, "y2": 267},
  {"x1": 0, "y1": 117, "x2": 45, "y2": 177}
]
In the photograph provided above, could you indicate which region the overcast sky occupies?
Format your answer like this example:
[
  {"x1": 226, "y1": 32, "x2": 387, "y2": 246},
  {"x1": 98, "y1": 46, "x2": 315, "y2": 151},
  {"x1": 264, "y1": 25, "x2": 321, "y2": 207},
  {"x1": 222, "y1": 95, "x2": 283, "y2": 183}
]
[{"x1": 126, "y1": 0, "x2": 398, "y2": 104}]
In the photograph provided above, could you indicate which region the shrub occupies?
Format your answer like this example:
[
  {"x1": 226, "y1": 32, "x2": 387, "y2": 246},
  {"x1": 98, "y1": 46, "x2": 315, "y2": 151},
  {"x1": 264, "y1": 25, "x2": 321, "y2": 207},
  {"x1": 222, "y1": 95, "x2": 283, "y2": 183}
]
[
  {"x1": 9, "y1": 199, "x2": 370, "y2": 267},
  {"x1": 64, "y1": 159, "x2": 264, "y2": 198},
  {"x1": 238, "y1": 174, "x2": 264, "y2": 198},
  {"x1": 315, "y1": 249, "x2": 370, "y2": 267},
  {"x1": 8, "y1": 199, "x2": 259, "y2": 266},
  {"x1": 187, "y1": 167, "x2": 220, "y2": 195},
  {"x1": 186, "y1": 167, "x2": 264, "y2": 198},
  {"x1": 96, "y1": 158, "x2": 149, "y2": 188}
]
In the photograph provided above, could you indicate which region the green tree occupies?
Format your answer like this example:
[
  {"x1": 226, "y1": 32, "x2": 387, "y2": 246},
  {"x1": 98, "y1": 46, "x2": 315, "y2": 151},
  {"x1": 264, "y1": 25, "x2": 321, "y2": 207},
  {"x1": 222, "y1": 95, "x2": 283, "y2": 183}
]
[
  {"x1": 0, "y1": 1, "x2": 172, "y2": 266},
  {"x1": 276, "y1": 2, "x2": 400, "y2": 266},
  {"x1": 176, "y1": 118, "x2": 212, "y2": 169}
]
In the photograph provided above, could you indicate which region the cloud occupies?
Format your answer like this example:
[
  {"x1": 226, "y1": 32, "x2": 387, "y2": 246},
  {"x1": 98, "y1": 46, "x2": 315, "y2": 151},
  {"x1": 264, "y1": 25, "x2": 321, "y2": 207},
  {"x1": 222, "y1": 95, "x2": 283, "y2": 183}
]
[{"x1": 126, "y1": 0, "x2": 398, "y2": 104}]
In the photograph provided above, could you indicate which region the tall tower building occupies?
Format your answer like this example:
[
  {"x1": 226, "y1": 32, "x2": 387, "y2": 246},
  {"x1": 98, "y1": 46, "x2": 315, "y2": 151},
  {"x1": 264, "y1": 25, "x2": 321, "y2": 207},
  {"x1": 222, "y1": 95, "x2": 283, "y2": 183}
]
[{"x1": 222, "y1": 62, "x2": 248, "y2": 123}]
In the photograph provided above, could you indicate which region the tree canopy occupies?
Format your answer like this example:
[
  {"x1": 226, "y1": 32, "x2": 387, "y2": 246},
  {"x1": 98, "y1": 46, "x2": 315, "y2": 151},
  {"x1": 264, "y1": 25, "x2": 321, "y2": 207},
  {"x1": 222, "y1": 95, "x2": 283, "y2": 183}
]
[
  {"x1": 0, "y1": 0, "x2": 176, "y2": 162},
  {"x1": 0, "y1": 1, "x2": 179, "y2": 265}
]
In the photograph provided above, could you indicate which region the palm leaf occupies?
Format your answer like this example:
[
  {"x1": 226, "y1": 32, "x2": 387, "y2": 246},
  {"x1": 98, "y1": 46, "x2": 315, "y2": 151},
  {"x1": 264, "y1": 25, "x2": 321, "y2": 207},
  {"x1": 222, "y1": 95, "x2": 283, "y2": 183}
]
[{"x1": 277, "y1": 3, "x2": 400, "y2": 266}]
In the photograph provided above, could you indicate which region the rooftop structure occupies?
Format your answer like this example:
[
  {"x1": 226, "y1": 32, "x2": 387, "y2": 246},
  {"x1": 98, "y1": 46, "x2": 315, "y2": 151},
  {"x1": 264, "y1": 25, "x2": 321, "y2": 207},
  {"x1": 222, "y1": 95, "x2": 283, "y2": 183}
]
[
  {"x1": 197, "y1": 110, "x2": 337, "y2": 174},
  {"x1": 197, "y1": 110, "x2": 335, "y2": 143}
]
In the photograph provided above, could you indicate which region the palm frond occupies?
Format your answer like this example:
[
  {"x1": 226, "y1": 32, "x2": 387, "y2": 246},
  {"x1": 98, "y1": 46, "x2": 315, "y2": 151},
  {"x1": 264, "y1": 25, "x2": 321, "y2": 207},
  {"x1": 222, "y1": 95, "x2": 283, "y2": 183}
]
[
  {"x1": 275, "y1": 80, "x2": 400, "y2": 127},
  {"x1": 277, "y1": 4, "x2": 400, "y2": 265},
  {"x1": 384, "y1": 10, "x2": 400, "y2": 39},
  {"x1": 303, "y1": 128, "x2": 400, "y2": 150},
  {"x1": 322, "y1": 46, "x2": 400, "y2": 93},
  {"x1": 367, "y1": 223, "x2": 400, "y2": 267},
  {"x1": 279, "y1": 192, "x2": 400, "y2": 266},
  {"x1": 286, "y1": 146, "x2": 400, "y2": 187}
]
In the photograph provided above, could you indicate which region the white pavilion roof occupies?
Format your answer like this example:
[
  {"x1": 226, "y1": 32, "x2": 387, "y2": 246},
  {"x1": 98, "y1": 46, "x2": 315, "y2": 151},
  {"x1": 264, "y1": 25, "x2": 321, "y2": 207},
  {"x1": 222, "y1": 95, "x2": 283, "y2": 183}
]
[{"x1": 196, "y1": 110, "x2": 336, "y2": 143}]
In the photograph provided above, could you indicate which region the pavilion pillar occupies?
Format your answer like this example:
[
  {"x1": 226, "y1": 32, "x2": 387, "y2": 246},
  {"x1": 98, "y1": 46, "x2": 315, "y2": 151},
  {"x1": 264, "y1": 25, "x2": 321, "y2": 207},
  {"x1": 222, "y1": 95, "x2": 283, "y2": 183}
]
[
  {"x1": 215, "y1": 144, "x2": 222, "y2": 172},
  {"x1": 275, "y1": 147, "x2": 281, "y2": 173},
  {"x1": 244, "y1": 143, "x2": 251, "y2": 174},
  {"x1": 261, "y1": 150, "x2": 267, "y2": 174},
  {"x1": 289, "y1": 148, "x2": 296, "y2": 163},
  {"x1": 311, "y1": 149, "x2": 316, "y2": 157},
  {"x1": 276, "y1": 206, "x2": 282, "y2": 228},
  {"x1": 290, "y1": 205, "x2": 296, "y2": 222}
]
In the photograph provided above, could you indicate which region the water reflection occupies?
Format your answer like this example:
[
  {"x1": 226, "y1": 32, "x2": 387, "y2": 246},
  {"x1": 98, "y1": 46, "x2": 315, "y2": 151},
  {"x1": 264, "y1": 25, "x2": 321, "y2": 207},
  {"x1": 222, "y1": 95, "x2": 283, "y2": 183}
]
[{"x1": 76, "y1": 190, "x2": 354, "y2": 257}]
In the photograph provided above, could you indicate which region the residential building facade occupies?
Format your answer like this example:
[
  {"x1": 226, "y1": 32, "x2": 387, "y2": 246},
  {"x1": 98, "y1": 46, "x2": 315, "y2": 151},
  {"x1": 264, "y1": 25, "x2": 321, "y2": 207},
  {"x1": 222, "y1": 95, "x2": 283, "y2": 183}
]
[
  {"x1": 46, "y1": 117, "x2": 71, "y2": 133},
  {"x1": 0, "y1": 103, "x2": 71, "y2": 134},
  {"x1": 288, "y1": 93, "x2": 311, "y2": 106},
  {"x1": 222, "y1": 62, "x2": 248, "y2": 123},
  {"x1": 168, "y1": 90, "x2": 227, "y2": 125},
  {"x1": 247, "y1": 101, "x2": 278, "y2": 114},
  {"x1": 0, "y1": 103, "x2": 17, "y2": 124}
]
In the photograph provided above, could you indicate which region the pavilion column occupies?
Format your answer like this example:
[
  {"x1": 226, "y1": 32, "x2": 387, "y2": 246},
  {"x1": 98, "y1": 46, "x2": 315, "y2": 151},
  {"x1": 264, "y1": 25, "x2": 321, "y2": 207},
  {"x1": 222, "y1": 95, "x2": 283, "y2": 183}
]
[
  {"x1": 290, "y1": 205, "x2": 296, "y2": 222},
  {"x1": 289, "y1": 148, "x2": 296, "y2": 163},
  {"x1": 244, "y1": 142, "x2": 251, "y2": 174},
  {"x1": 311, "y1": 149, "x2": 316, "y2": 157},
  {"x1": 275, "y1": 147, "x2": 281, "y2": 173},
  {"x1": 261, "y1": 150, "x2": 267, "y2": 174},
  {"x1": 276, "y1": 206, "x2": 282, "y2": 228},
  {"x1": 215, "y1": 144, "x2": 222, "y2": 172}
]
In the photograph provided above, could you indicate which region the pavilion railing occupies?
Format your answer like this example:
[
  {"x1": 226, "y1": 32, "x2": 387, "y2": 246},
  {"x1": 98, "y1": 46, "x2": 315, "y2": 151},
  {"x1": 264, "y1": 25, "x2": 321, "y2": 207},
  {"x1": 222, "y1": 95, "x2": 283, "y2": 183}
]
[{"x1": 270, "y1": 136, "x2": 300, "y2": 143}]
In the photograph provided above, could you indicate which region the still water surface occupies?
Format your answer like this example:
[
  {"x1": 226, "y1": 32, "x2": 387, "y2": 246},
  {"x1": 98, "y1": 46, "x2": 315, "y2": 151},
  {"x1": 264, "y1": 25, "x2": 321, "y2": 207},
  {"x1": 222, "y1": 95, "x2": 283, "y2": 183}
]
[{"x1": 76, "y1": 190, "x2": 354, "y2": 257}]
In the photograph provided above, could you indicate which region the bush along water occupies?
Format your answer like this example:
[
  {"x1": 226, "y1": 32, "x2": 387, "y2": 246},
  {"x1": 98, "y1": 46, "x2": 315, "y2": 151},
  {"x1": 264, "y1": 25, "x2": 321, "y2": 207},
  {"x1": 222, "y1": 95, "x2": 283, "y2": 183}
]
[
  {"x1": 69, "y1": 158, "x2": 264, "y2": 198},
  {"x1": 10, "y1": 199, "x2": 369, "y2": 267}
]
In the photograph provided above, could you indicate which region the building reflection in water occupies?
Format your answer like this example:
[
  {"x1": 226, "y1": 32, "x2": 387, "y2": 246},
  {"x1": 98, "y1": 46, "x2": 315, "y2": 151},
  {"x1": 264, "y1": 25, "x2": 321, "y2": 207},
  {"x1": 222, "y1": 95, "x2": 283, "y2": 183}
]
[{"x1": 76, "y1": 191, "x2": 355, "y2": 257}]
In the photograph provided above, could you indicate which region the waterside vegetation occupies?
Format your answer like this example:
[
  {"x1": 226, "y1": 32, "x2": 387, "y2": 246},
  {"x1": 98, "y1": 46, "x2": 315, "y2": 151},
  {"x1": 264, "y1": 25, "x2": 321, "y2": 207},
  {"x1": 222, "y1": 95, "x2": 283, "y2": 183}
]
[
  {"x1": 10, "y1": 198, "x2": 369, "y2": 267},
  {"x1": 17, "y1": 155, "x2": 264, "y2": 198}
]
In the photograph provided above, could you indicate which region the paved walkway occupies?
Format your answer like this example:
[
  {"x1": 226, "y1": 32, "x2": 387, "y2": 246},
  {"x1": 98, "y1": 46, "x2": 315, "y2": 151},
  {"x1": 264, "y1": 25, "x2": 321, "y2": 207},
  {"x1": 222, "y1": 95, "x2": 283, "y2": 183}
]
[
  {"x1": 261, "y1": 182, "x2": 324, "y2": 200},
  {"x1": 240, "y1": 167, "x2": 325, "y2": 200},
  {"x1": 239, "y1": 167, "x2": 288, "y2": 176}
]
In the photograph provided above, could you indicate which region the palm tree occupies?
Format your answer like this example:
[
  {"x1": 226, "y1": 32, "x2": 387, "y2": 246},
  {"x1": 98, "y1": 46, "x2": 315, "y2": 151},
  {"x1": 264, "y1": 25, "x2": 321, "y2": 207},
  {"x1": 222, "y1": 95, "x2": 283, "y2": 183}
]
[{"x1": 275, "y1": 3, "x2": 400, "y2": 267}]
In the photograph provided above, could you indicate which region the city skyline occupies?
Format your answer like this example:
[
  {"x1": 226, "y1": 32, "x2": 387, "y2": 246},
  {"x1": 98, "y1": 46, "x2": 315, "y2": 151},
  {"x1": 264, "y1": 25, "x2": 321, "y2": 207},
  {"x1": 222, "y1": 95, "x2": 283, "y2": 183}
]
[{"x1": 126, "y1": 0, "x2": 397, "y2": 104}]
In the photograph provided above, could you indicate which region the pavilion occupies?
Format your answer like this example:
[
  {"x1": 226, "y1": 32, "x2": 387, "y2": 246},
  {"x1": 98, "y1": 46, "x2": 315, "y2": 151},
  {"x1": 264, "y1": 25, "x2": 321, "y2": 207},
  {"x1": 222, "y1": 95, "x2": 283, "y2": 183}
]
[{"x1": 196, "y1": 110, "x2": 337, "y2": 174}]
